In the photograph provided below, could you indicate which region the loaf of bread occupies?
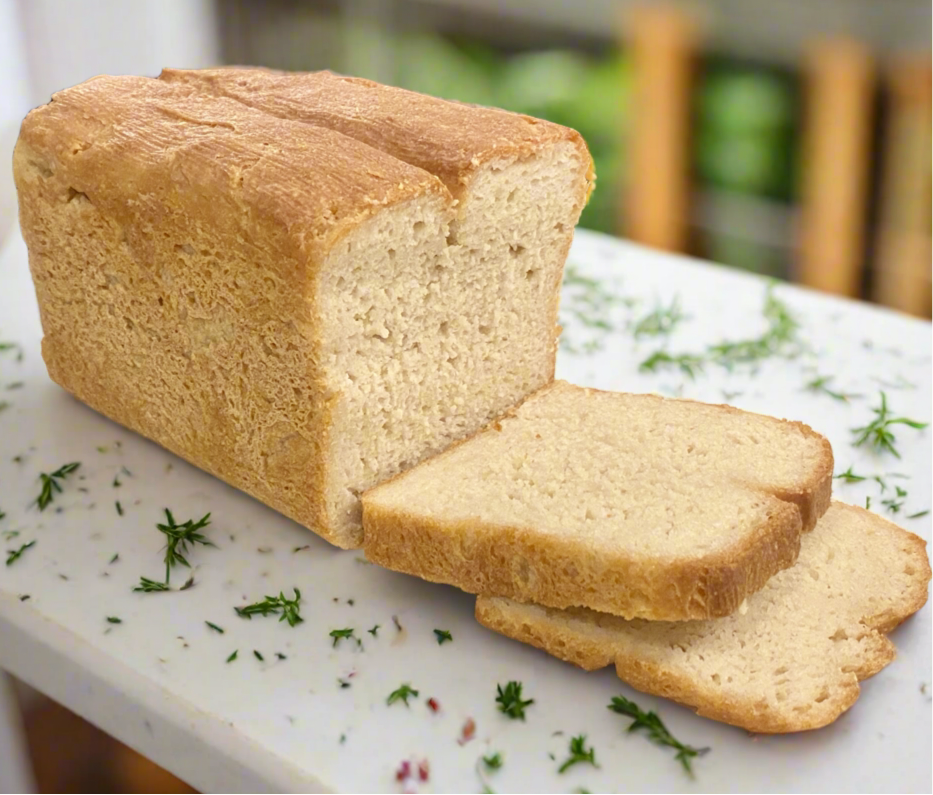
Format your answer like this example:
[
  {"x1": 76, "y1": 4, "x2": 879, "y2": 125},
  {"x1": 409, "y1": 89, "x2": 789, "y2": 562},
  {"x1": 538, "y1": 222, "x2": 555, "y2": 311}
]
[
  {"x1": 476, "y1": 502, "x2": 931, "y2": 732},
  {"x1": 13, "y1": 71, "x2": 592, "y2": 548},
  {"x1": 363, "y1": 381, "x2": 833, "y2": 620}
]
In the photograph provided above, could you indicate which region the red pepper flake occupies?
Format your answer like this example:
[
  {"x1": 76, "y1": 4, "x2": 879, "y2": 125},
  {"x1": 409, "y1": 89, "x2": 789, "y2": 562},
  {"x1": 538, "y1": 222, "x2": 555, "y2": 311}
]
[
  {"x1": 395, "y1": 760, "x2": 411, "y2": 782},
  {"x1": 417, "y1": 760, "x2": 429, "y2": 782},
  {"x1": 457, "y1": 717, "x2": 476, "y2": 745},
  {"x1": 427, "y1": 697, "x2": 440, "y2": 713}
]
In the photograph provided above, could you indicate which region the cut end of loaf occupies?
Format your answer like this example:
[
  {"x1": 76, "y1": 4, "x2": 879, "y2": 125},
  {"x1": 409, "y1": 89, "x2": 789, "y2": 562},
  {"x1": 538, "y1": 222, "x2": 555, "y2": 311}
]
[
  {"x1": 475, "y1": 502, "x2": 931, "y2": 733},
  {"x1": 363, "y1": 381, "x2": 834, "y2": 617}
]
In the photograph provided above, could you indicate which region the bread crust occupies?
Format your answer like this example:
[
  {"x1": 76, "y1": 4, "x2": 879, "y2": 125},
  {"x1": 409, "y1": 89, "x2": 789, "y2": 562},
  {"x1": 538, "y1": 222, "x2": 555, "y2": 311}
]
[
  {"x1": 475, "y1": 503, "x2": 932, "y2": 733},
  {"x1": 363, "y1": 382, "x2": 834, "y2": 620},
  {"x1": 14, "y1": 74, "x2": 444, "y2": 547}
]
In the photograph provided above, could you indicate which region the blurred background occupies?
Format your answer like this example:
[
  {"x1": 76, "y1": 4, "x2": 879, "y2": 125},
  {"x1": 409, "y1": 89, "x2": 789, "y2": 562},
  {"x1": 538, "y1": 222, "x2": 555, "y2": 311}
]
[{"x1": 0, "y1": 0, "x2": 930, "y2": 791}]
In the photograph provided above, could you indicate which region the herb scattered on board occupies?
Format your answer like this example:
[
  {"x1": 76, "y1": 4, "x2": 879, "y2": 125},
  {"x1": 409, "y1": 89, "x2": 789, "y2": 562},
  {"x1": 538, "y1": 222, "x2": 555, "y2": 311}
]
[
  {"x1": 496, "y1": 681, "x2": 534, "y2": 720},
  {"x1": 205, "y1": 621, "x2": 224, "y2": 634},
  {"x1": 609, "y1": 695, "x2": 708, "y2": 775},
  {"x1": 908, "y1": 510, "x2": 930, "y2": 519},
  {"x1": 433, "y1": 628, "x2": 453, "y2": 645},
  {"x1": 35, "y1": 462, "x2": 81, "y2": 511},
  {"x1": 834, "y1": 466, "x2": 866, "y2": 483},
  {"x1": 851, "y1": 392, "x2": 928, "y2": 458},
  {"x1": 329, "y1": 628, "x2": 356, "y2": 647},
  {"x1": 387, "y1": 683, "x2": 419, "y2": 707},
  {"x1": 133, "y1": 577, "x2": 170, "y2": 593},
  {"x1": 253, "y1": 650, "x2": 264, "y2": 662},
  {"x1": 559, "y1": 265, "x2": 629, "y2": 355},
  {"x1": 632, "y1": 297, "x2": 686, "y2": 339},
  {"x1": 156, "y1": 509, "x2": 214, "y2": 584},
  {"x1": 482, "y1": 752, "x2": 503, "y2": 771},
  {"x1": 338, "y1": 678, "x2": 351, "y2": 689},
  {"x1": 109, "y1": 553, "x2": 120, "y2": 564},
  {"x1": 6, "y1": 540, "x2": 35, "y2": 566},
  {"x1": 0, "y1": 340, "x2": 24, "y2": 361},
  {"x1": 866, "y1": 495, "x2": 872, "y2": 510},
  {"x1": 115, "y1": 501, "x2": 124, "y2": 516},
  {"x1": 368, "y1": 624, "x2": 380, "y2": 637},
  {"x1": 226, "y1": 650, "x2": 238, "y2": 663},
  {"x1": 275, "y1": 652, "x2": 286, "y2": 660},
  {"x1": 881, "y1": 486, "x2": 909, "y2": 515},
  {"x1": 804, "y1": 375, "x2": 862, "y2": 403},
  {"x1": 640, "y1": 285, "x2": 801, "y2": 377},
  {"x1": 235, "y1": 589, "x2": 303, "y2": 626},
  {"x1": 558, "y1": 735, "x2": 598, "y2": 774},
  {"x1": 106, "y1": 616, "x2": 122, "y2": 624}
]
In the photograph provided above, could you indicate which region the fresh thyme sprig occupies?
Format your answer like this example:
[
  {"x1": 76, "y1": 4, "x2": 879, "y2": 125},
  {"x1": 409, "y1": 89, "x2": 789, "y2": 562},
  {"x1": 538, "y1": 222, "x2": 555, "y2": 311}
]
[
  {"x1": 804, "y1": 375, "x2": 862, "y2": 403},
  {"x1": 557, "y1": 735, "x2": 598, "y2": 774},
  {"x1": 632, "y1": 297, "x2": 686, "y2": 339},
  {"x1": 496, "y1": 681, "x2": 534, "y2": 720},
  {"x1": 133, "y1": 576, "x2": 170, "y2": 592},
  {"x1": 609, "y1": 695, "x2": 708, "y2": 775},
  {"x1": 234, "y1": 589, "x2": 303, "y2": 626},
  {"x1": 834, "y1": 466, "x2": 866, "y2": 483},
  {"x1": 35, "y1": 462, "x2": 80, "y2": 511},
  {"x1": 6, "y1": 540, "x2": 35, "y2": 566},
  {"x1": 156, "y1": 509, "x2": 214, "y2": 584},
  {"x1": 851, "y1": 392, "x2": 928, "y2": 458},
  {"x1": 387, "y1": 683, "x2": 419, "y2": 707}
]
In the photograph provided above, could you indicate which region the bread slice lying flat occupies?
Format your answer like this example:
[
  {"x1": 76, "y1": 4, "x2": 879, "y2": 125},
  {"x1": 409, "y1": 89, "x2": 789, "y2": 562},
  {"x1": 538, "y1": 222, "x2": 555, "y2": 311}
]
[
  {"x1": 363, "y1": 381, "x2": 833, "y2": 620},
  {"x1": 14, "y1": 72, "x2": 591, "y2": 549},
  {"x1": 477, "y1": 502, "x2": 931, "y2": 733}
]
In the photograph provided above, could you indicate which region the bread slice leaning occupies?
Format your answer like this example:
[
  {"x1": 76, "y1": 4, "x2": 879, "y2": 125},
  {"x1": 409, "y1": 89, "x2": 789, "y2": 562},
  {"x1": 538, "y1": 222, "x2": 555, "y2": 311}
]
[
  {"x1": 476, "y1": 502, "x2": 931, "y2": 733},
  {"x1": 363, "y1": 381, "x2": 833, "y2": 620}
]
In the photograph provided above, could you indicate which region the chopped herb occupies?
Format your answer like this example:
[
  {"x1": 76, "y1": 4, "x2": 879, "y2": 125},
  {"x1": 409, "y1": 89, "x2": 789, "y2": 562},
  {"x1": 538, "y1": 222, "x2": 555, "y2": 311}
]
[
  {"x1": 5, "y1": 382, "x2": 24, "y2": 390},
  {"x1": 866, "y1": 495, "x2": 872, "y2": 509},
  {"x1": 558, "y1": 734, "x2": 598, "y2": 774},
  {"x1": 133, "y1": 576, "x2": 170, "y2": 593},
  {"x1": 235, "y1": 589, "x2": 303, "y2": 626},
  {"x1": 109, "y1": 553, "x2": 119, "y2": 564},
  {"x1": 908, "y1": 510, "x2": 930, "y2": 519},
  {"x1": 0, "y1": 401, "x2": 10, "y2": 414},
  {"x1": 115, "y1": 501, "x2": 123, "y2": 516},
  {"x1": 19, "y1": 594, "x2": 30, "y2": 602},
  {"x1": 2, "y1": 530, "x2": 19, "y2": 541},
  {"x1": 392, "y1": 615, "x2": 403, "y2": 632},
  {"x1": 559, "y1": 265, "x2": 626, "y2": 355},
  {"x1": 330, "y1": 628, "x2": 355, "y2": 647},
  {"x1": 347, "y1": 598, "x2": 355, "y2": 606},
  {"x1": 253, "y1": 650, "x2": 264, "y2": 662},
  {"x1": 6, "y1": 540, "x2": 35, "y2": 566},
  {"x1": 275, "y1": 652, "x2": 287, "y2": 660},
  {"x1": 226, "y1": 650, "x2": 238, "y2": 663},
  {"x1": 640, "y1": 351, "x2": 704, "y2": 379},
  {"x1": 368, "y1": 624, "x2": 380, "y2": 637},
  {"x1": 106, "y1": 616, "x2": 122, "y2": 624},
  {"x1": 834, "y1": 466, "x2": 866, "y2": 483},
  {"x1": 632, "y1": 297, "x2": 686, "y2": 338},
  {"x1": 804, "y1": 375, "x2": 861, "y2": 402},
  {"x1": 881, "y1": 487, "x2": 907, "y2": 514},
  {"x1": 338, "y1": 678, "x2": 351, "y2": 689},
  {"x1": 339, "y1": 733, "x2": 346, "y2": 744},
  {"x1": 96, "y1": 446, "x2": 109, "y2": 453},
  {"x1": 179, "y1": 576, "x2": 195, "y2": 591},
  {"x1": 496, "y1": 681, "x2": 534, "y2": 720},
  {"x1": 483, "y1": 752, "x2": 503, "y2": 770},
  {"x1": 205, "y1": 621, "x2": 224, "y2": 634},
  {"x1": 433, "y1": 628, "x2": 453, "y2": 645},
  {"x1": 387, "y1": 683, "x2": 419, "y2": 707},
  {"x1": 12, "y1": 455, "x2": 23, "y2": 463},
  {"x1": 156, "y1": 509, "x2": 214, "y2": 584},
  {"x1": 257, "y1": 546, "x2": 272, "y2": 554},
  {"x1": 34, "y1": 462, "x2": 81, "y2": 511},
  {"x1": 0, "y1": 341, "x2": 23, "y2": 360},
  {"x1": 292, "y1": 545, "x2": 310, "y2": 553},
  {"x1": 113, "y1": 475, "x2": 121, "y2": 488},
  {"x1": 609, "y1": 695, "x2": 708, "y2": 775},
  {"x1": 0, "y1": 509, "x2": 5, "y2": 520},
  {"x1": 851, "y1": 392, "x2": 928, "y2": 458}
]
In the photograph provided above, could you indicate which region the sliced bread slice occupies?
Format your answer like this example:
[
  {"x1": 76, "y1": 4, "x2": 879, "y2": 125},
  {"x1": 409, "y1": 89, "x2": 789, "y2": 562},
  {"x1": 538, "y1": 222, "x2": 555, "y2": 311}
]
[
  {"x1": 476, "y1": 502, "x2": 931, "y2": 733},
  {"x1": 363, "y1": 381, "x2": 833, "y2": 620}
]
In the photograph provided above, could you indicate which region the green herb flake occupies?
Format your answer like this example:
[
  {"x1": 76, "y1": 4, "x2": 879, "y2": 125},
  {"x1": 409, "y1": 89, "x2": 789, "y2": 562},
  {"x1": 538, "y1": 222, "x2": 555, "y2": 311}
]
[
  {"x1": 205, "y1": 621, "x2": 224, "y2": 634},
  {"x1": 368, "y1": 624, "x2": 380, "y2": 637},
  {"x1": 5, "y1": 540, "x2": 35, "y2": 566},
  {"x1": 496, "y1": 681, "x2": 534, "y2": 721},
  {"x1": 34, "y1": 462, "x2": 81, "y2": 511},
  {"x1": 253, "y1": 650, "x2": 264, "y2": 662},
  {"x1": 234, "y1": 588, "x2": 303, "y2": 626},
  {"x1": 109, "y1": 553, "x2": 119, "y2": 564},
  {"x1": 482, "y1": 752, "x2": 503, "y2": 770},
  {"x1": 433, "y1": 628, "x2": 453, "y2": 645},
  {"x1": 834, "y1": 466, "x2": 866, "y2": 483},
  {"x1": 851, "y1": 392, "x2": 928, "y2": 458},
  {"x1": 106, "y1": 616, "x2": 122, "y2": 624},
  {"x1": 115, "y1": 501, "x2": 124, "y2": 516},
  {"x1": 804, "y1": 375, "x2": 862, "y2": 402},
  {"x1": 386, "y1": 683, "x2": 419, "y2": 707},
  {"x1": 609, "y1": 695, "x2": 708, "y2": 775},
  {"x1": 226, "y1": 650, "x2": 238, "y2": 663},
  {"x1": 329, "y1": 627, "x2": 355, "y2": 647},
  {"x1": 133, "y1": 576, "x2": 170, "y2": 593},
  {"x1": 558, "y1": 734, "x2": 598, "y2": 774},
  {"x1": 632, "y1": 297, "x2": 686, "y2": 339},
  {"x1": 908, "y1": 510, "x2": 930, "y2": 519},
  {"x1": 275, "y1": 652, "x2": 286, "y2": 660}
]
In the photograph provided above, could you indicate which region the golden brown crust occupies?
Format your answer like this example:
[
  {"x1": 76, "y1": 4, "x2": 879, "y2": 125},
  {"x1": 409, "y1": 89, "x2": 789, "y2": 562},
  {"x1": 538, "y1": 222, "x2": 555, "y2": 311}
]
[
  {"x1": 475, "y1": 504, "x2": 931, "y2": 733},
  {"x1": 363, "y1": 381, "x2": 834, "y2": 620},
  {"x1": 14, "y1": 74, "x2": 445, "y2": 548},
  {"x1": 159, "y1": 67, "x2": 593, "y2": 199}
]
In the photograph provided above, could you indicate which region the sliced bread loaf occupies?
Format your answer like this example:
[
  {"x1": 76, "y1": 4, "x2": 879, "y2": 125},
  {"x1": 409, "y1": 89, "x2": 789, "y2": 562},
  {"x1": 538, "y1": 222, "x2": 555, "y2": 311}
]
[
  {"x1": 476, "y1": 502, "x2": 931, "y2": 733},
  {"x1": 14, "y1": 73, "x2": 591, "y2": 549},
  {"x1": 363, "y1": 380, "x2": 833, "y2": 620}
]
